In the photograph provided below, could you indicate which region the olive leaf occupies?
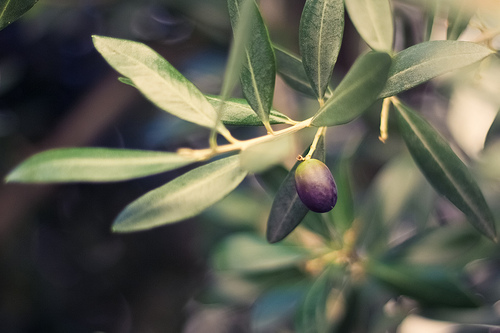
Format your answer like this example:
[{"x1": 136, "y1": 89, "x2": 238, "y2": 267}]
[
  {"x1": 227, "y1": 0, "x2": 276, "y2": 132},
  {"x1": 205, "y1": 95, "x2": 295, "y2": 126},
  {"x1": 116, "y1": 81, "x2": 294, "y2": 125},
  {"x1": 266, "y1": 134, "x2": 326, "y2": 243},
  {"x1": 367, "y1": 261, "x2": 481, "y2": 307},
  {"x1": 299, "y1": 0, "x2": 344, "y2": 100},
  {"x1": 295, "y1": 267, "x2": 346, "y2": 333},
  {"x1": 5, "y1": 148, "x2": 198, "y2": 183},
  {"x1": 213, "y1": 233, "x2": 308, "y2": 274},
  {"x1": 345, "y1": 0, "x2": 394, "y2": 52},
  {"x1": 92, "y1": 35, "x2": 231, "y2": 138},
  {"x1": 328, "y1": 154, "x2": 355, "y2": 234},
  {"x1": 447, "y1": 0, "x2": 477, "y2": 40},
  {"x1": 311, "y1": 52, "x2": 391, "y2": 127},
  {"x1": 274, "y1": 45, "x2": 318, "y2": 98},
  {"x1": 112, "y1": 155, "x2": 248, "y2": 232},
  {"x1": 394, "y1": 101, "x2": 497, "y2": 241},
  {"x1": 0, "y1": 0, "x2": 38, "y2": 31},
  {"x1": 379, "y1": 41, "x2": 494, "y2": 98}
]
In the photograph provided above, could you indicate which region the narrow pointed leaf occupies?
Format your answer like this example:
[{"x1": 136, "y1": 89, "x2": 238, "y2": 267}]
[
  {"x1": 92, "y1": 35, "x2": 229, "y2": 136},
  {"x1": 5, "y1": 148, "x2": 198, "y2": 183},
  {"x1": 213, "y1": 233, "x2": 308, "y2": 274},
  {"x1": 266, "y1": 135, "x2": 326, "y2": 243},
  {"x1": 274, "y1": 45, "x2": 317, "y2": 98},
  {"x1": 0, "y1": 0, "x2": 38, "y2": 31},
  {"x1": 113, "y1": 155, "x2": 248, "y2": 232},
  {"x1": 328, "y1": 155, "x2": 354, "y2": 233},
  {"x1": 379, "y1": 41, "x2": 494, "y2": 98},
  {"x1": 394, "y1": 101, "x2": 496, "y2": 241},
  {"x1": 368, "y1": 261, "x2": 481, "y2": 307},
  {"x1": 299, "y1": 0, "x2": 344, "y2": 99},
  {"x1": 311, "y1": 52, "x2": 391, "y2": 127},
  {"x1": 296, "y1": 267, "x2": 345, "y2": 333},
  {"x1": 345, "y1": 0, "x2": 394, "y2": 52},
  {"x1": 228, "y1": 0, "x2": 276, "y2": 131},
  {"x1": 447, "y1": 0, "x2": 476, "y2": 40},
  {"x1": 205, "y1": 95, "x2": 295, "y2": 126}
]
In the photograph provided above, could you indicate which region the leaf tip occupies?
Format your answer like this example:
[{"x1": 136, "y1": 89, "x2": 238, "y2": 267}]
[{"x1": 266, "y1": 231, "x2": 281, "y2": 244}]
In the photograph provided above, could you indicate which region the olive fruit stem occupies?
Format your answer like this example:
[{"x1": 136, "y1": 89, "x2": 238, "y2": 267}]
[
  {"x1": 303, "y1": 126, "x2": 327, "y2": 160},
  {"x1": 378, "y1": 98, "x2": 391, "y2": 143}
]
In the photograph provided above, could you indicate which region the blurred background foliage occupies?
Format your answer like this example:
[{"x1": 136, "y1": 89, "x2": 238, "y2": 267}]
[{"x1": 0, "y1": 0, "x2": 500, "y2": 332}]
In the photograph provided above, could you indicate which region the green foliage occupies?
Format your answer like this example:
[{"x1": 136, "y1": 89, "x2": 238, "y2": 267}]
[
  {"x1": 299, "y1": 0, "x2": 344, "y2": 100},
  {"x1": 380, "y1": 41, "x2": 494, "y2": 98},
  {"x1": 394, "y1": 100, "x2": 496, "y2": 241},
  {"x1": 311, "y1": 51, "x2": 392, "y2": 126},
  {"x1": 5, "y1": 0, "x2": 500, "y2": 330},
  {"x1": 5, "y1": 148, "x2": 199, "y2": 183},
  {"x1": 0, "y1": 0, "x2": 38, "y2": 31},
  {"x1": 345, "y1": 0, "x2": 394, "y2": 52},
  {"x1": 92, "y1": 35, "x2": 232, "y2": 138},
  {"x1": 112, "y1": 155, "x2": 247, "y2": 232},
  {"x1": 228, "y1": 0, "x2": 276, "y2": 132}
]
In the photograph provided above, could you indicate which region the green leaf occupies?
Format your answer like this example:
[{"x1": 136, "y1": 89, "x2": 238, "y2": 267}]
[
  {"x1": 299, "y1": 0, "x2": 344, "y2": 100},
  {"x1": 296, "y1": 267, "x2": 345, "y2": 333},
  {"x1": 240, "y1": 135, "x2": 294, "y2": 173},
  {"x1": 447, "y1": 0, "x2": 476, "y2": 40},
  {"x1": 5, "y1": 148, "x2": 198, "y2": 183},
  {"x1": 0, "y1": 0, "x2": 38, "y2": 31},
  {"x1": 112, "y1": 155, "x2": 248, "y2": 232},
  {"x1": 379, "y1": 41, "x2": 494, "y2": 98},
  {"x1": 311, "y1": 52, "x2": 391, "y2": 127},
  {"x1": 92, "y1": 35, "x2": 230, "y2": 136},
  {"x1": 205, "y1": 95, "x2": 295, "y2": 126},
  {"x1": 266, "y1": 134, "x2": 326, "y2": 243},
  {"x1": 274, "y1": 45, "x2": 317, "y2": 98},
  {"x1": 328, "y1": 155, "x2": 354, "y2": 233},
  {"x1": 213, "y1": 233, "x2": 308, "y2": 274},
  {"x1": 344, "y1": 0, "x2": 394, "y2": 52},
  {"x1": 394, "y1": 101, "x2": 497, "y2": 241},
  {"x1": 228, "y1": 0, "x2": 276, "y2": 132},
  {"x1": 367, "y1": 261, "x2": 481, "y2": 307}
]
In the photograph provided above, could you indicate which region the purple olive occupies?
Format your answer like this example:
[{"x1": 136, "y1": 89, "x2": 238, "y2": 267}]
[{"x1": 295, "y1": 158, "x2": 337, "y2": 213}]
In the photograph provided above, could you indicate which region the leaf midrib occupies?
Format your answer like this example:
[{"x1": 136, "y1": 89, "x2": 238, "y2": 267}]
[
  {"x1": 147, "y1": 158, "x2": 243, "y2": 211},
  {"x1": 316, "y1": 0, "x2": 328, "y2": 98},
  {"x1": 99, "y1": 40, "x2": 216, "y2": 127},
  {"x1": 397, "y1": 106, "x2": 485, "y2": 226},
  {"x1": 388, "y1": 48, "x2": 491, "y2": 85},
  {"x1": 315, "y1": 56, "x2": 380, "y2": 119},
  {"x1": 0, "y1": 0, "x2": 12, "y2": 20}
]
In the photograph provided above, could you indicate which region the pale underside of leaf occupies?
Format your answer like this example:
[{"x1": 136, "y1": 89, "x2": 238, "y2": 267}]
[
  {"x1": 205, "y1": 95, "x2": 294, "y2": 125},
  {"x1": 92, "y1": 36, "x2": 228, "y2": 135},
  {"x1": 5, "y1": 148, "x2": 198, "y2": 183},
  {"x1": 112, "y1": 155, "x2": 248, "y2": 232},
  {"x1": 345, "y1": 0, "x2": 394, "y2": 52}
]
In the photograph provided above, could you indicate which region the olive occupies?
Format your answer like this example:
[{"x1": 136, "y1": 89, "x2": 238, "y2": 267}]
[{"x1": 295, "y1": 158, "x2": 337, "y2": 213}]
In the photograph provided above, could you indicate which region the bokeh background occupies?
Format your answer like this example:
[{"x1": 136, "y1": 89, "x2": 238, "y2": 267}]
[{"x1": 1, "y1": 1, "x2": 500, "y2": 332}]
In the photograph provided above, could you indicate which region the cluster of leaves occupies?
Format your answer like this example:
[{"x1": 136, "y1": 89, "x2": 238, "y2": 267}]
[{"x1": 5, "y1": 0, "x2": 500, "y2": 330}]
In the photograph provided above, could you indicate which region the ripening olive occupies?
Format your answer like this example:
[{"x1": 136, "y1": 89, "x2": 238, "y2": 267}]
[{"x1": 294, "y1": 158, "x2": 337, "y2": 213}]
